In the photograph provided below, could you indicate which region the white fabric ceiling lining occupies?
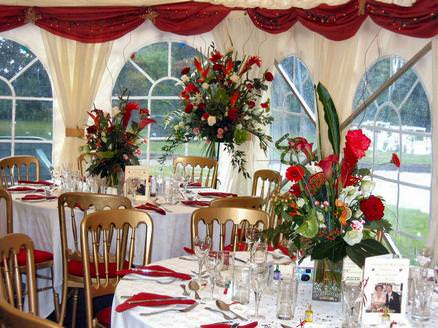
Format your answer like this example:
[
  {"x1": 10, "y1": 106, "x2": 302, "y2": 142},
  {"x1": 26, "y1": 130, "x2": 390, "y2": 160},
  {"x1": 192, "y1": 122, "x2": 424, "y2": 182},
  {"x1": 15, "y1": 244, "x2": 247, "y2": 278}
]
[{"x1": 0, "y1": 0, "x2": 416, "y2": 9}]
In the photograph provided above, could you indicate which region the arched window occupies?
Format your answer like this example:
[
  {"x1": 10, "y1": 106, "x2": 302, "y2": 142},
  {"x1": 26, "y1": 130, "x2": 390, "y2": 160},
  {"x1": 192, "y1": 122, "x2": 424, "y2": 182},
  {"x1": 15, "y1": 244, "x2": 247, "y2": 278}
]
[
  {"x1": 269, "y1": 56, "x2": 317, "y2": 172},
  {"x1": 112, "y1": 41, "x2": 202, "y2": 174},
  {"x1": 0, "y1": 38, "x2": 53, "y2": 179},
  {"x1": 352, "y1": 56, "x2": 431, "y2": 259}
]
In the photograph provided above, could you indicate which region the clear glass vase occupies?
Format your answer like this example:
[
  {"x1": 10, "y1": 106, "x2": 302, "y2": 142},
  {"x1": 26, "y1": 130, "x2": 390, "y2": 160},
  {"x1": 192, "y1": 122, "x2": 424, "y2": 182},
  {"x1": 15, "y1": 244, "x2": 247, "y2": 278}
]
[{"x1": 312, "y1": 258, "x2": 343, "y2": 302}]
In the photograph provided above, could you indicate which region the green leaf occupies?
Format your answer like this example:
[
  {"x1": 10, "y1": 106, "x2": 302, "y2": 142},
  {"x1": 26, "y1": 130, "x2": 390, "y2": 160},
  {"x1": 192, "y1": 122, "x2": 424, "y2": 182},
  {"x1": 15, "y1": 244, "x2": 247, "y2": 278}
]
[
  {"x1": 317, "y1": 82, "x2": 341, "y2": 155},
  {"x1": 296, "y1": 208, "x2": 318, "y2": 238},
  {"x1": 311, "y1": 238, "x2": 346, "y2": 263},
  {"x1": 346, "y1": 238, "x2": 389, "y2": 268},
  {"x1": 98, "y1": 151, "x2": 115, "y2": 159}
]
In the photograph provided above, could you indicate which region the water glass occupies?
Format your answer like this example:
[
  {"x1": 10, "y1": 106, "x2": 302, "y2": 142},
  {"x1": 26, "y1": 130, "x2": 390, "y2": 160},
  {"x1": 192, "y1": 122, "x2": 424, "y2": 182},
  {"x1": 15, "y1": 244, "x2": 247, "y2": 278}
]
[
  {"x1": 245, "y1": 226, "x2": 263, "y2": 262},
  {"x1": 411, "y1": 277, "x2": 434, "y2": 321},
  {"x1": 342, "y1": 281, "x2": 362, "y2": 328},
  {"x1": 250, "y1": 263, "x2": 270, "y2": 319},
  {"x1": 277, "y1": 278, "x2": 297, "y2": 320},
  {"x1": 253, "y1": 242, "x2": 268, "y2": 265},
  {"x1": 205, "y1": 252, "x2": 224, "y2": 300},
  {"x1": 193, "y1": 236, "x2": 212, "y2": 283},
  {"x1": 232, "y1": 263, "x2": 251, "y2": 305}
]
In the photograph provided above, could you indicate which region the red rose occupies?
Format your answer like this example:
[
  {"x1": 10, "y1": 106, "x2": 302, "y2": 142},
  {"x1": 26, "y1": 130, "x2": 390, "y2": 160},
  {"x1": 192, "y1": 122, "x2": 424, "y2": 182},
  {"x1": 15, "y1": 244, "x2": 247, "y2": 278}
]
[
  {"x1": 289, "y1": 183, "x2": 301, "y2": 197},
  {"x1": 228, "y1": 108, "x2": 238, "y2": 121},
  {"x1": 198, "y1": 103, "x2": 206, "y2": 111},
  {"x1": 181, "y1": 67, "x2": 190, "y2": 75},
  {"x1": 184, "y1": 83, "x2": 199, "y2": 94},
  {"x1": 261, "y1": 101, "x2": 269, "y2": 109},
  {"x1": 345, "y1": 129, "x2": 371, "y2": 160},
  {"x1": 286, "y1": 165, "x2": 305, "y2": 182},
  {"x1": 264, "y1": 71, "x2": 274, "y2": 81},
  {"x1": 391, "y1": 153, "x2": 400, "y2": 168},
  {"x1": 247, "y1": 101, "x2": 255, "y2": 109},
  {"x1": 184, "y1": 103, "x2": 194, "y2": 113},
  {"x1": 360, "y1": 195, "x2": 384, "y2": 221},
  {"x1": 202, "y1": 113, "x2": 209, "y2": 120},
  {"x1": 180, "y1": 91, "x2": 189, "y2": 99}
]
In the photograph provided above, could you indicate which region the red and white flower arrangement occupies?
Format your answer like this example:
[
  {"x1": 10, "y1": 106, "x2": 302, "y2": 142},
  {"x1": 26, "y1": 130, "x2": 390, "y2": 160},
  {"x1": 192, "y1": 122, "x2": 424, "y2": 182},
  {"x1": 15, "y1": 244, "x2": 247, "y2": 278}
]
[{"x1": 160, "y1": 43, "x2": 273, "y2": 178}]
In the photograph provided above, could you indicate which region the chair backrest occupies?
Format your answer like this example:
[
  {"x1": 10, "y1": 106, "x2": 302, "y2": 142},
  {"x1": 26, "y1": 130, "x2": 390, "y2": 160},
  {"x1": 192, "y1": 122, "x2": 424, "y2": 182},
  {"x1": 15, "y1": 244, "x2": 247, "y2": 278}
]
[
  {"x1": 173, "y1": 156, "x2": 218, "y2": 188},
  {"x1": 77, "y1": 154, "x2": 88, "y2": 179},
  {"x1": 0, "y1": 190, "x2": 13, "y2": 234},
  {"x1": 0, "y1": 299, "x2": 60, "y2": 328},
  {"x1": 0, "y1": 156, "x2": 40, "y2": 189},
  {"x1": 210, "y1": 196, "x2": 263, "y2": 210},
  {"x1": 81, "y1": 209, "x2": 153, "y2": 328},
  {"x1": 191, "y1": 207, "x2": 269, "y2": 251},
  {"x1": 0, "y1": 234, "x2": 37, "y2": 315},
  {"x1": 251, "y1": 169, "x2": 281, "y2": 210}
]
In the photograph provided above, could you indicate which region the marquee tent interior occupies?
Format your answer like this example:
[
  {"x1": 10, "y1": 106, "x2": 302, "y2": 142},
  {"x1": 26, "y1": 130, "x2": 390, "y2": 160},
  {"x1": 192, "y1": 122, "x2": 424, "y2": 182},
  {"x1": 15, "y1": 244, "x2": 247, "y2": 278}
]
[{"x1": 0, "y1": 0, "x2": 437, "y2": 327}]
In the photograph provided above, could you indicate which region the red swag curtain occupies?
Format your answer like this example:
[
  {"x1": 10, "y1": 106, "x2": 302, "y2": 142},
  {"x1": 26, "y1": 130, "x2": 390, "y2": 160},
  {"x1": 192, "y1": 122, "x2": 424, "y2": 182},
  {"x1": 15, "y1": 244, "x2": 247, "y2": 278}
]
[{"x1": 0, "y1": 0, "x2": 436, "y2": 43}]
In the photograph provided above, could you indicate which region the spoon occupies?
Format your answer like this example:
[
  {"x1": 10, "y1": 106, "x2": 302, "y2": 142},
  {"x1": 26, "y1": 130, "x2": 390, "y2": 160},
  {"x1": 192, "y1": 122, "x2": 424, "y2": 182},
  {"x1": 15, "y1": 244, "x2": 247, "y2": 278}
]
[
  {"x1": 180, "y1": 284, "x2": 190, "y2": 296},
  {"x1": 188, "y1": 280, "x2": 201, "y2": 300},
  {"x1": 215, "y1": 299, "x2": 247, "y2": 321}
]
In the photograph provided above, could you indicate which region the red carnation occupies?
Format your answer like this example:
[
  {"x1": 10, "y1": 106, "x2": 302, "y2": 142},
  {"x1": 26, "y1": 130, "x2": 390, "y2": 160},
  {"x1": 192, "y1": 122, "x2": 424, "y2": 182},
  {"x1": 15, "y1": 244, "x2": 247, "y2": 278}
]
[
  {"x1": 247, "y1": 101, "x2": 255, "y2": 109},
  {"x1": 360, "y1": 195, "x2": 384, "y2": 221},
  {"x1": 184, "y1": 103, "x2": 194, "y2": 113},
  {"x1": 181, "y1": 67, "x2": 190, "y2": 75},
  {"x1": 202, "y1": 113, "x2": 209, "y2": 120},
  {"x1": 286, "y1": 165, "x2": 305, "y2": 183},
  {"x1": 198, "y1": 103, "x2": 206, "y2": 111},
  {"x1": 264, "y1": 71, "x2": 274, "y2": 81},
  {"x1": 228, "y1": 108, "x2": 238, "y2": 121},
  {"x1": 391, "y1": 153, "x2": 400, "y2": 168}
]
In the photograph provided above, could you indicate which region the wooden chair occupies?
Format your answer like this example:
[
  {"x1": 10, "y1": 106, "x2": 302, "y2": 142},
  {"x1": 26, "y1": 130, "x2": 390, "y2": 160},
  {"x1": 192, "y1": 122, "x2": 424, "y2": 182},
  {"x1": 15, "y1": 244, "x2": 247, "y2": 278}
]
[
  {"x1": 0, "y1": 156, "x2": 40, "y2": 189},
  {"x1": 81, "y1": 209, "x2": 153, "y2": 328},
  {"x1": 210, "y1": 196, "x2": 263, "y2": 210},
  {"x1": 251, "y1": 169, "x2": 281, "y2": 210},
  {"x1": 0, "y1": 190, "x2": 58, "y2": 320},
  {"x1": 0, "y1": 299, "x2": 60, "y2": 328},
  {"x1": 191, "y1": 207, "x2": 269, "y2": 251},
  {"x1": 57, "y1": 192, "x2": 132, "y2": 327},
  {"x1": 173, "y1": 156, "x2": 218, "y2": 188},
  {"x1": 0, "y1": 233, "x2": 37, "y2": 314}
]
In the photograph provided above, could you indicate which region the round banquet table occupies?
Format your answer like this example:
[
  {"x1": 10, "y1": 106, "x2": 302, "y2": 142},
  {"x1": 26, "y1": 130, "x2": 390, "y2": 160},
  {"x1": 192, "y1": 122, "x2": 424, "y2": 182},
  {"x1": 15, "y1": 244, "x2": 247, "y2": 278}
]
[{"x1": 0, "y1": 188, "x2": 216, "y2": 317}]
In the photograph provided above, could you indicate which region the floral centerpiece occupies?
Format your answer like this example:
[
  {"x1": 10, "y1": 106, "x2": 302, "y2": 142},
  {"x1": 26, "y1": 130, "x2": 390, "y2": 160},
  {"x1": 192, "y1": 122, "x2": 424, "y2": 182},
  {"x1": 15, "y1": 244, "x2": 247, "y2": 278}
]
[
  {"x1": 267, "y1": 83, "x2": 394, "y2": 302},
  {"x1": 160, "y1": 43, "x2": 273, "y2": 178},
  {"x1": 82, "y1": 92, "x2": 155, "y2": 190}
]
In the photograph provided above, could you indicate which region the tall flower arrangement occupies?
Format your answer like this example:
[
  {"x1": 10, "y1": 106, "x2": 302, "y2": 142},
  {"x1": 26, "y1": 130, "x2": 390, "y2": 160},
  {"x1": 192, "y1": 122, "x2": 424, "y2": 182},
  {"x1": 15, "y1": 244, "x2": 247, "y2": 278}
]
[
  {"x1": 82, "y1": 92, "x2": 155, "y2": 186},
  {"x1": 160, "y1": 43, "x2": 273, "y2": 178},
  {"x1": 267, "y1": 83, "x2": 393, "y2": 268}
]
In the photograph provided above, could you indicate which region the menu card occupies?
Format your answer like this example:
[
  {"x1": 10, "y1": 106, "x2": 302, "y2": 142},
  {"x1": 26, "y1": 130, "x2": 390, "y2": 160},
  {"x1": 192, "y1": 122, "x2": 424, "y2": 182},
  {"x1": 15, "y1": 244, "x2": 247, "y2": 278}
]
[{"x1": 124, "y1": 166, "x2": 149, "y2": 203}]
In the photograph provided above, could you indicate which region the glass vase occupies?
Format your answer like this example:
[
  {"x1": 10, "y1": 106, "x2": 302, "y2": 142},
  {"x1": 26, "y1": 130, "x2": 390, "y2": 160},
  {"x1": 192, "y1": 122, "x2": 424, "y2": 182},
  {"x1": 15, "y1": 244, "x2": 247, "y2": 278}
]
[
  {"x1": 312, "y1": 258, "x2": 343, "y2": 302},
  {"x1": 107, "y1": 170, "x2": 125, "y2": 196}
]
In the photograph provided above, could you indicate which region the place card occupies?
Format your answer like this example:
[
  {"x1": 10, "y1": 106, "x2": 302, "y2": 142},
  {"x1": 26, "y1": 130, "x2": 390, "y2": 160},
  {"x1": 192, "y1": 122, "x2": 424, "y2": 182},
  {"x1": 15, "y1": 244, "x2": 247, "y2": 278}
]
[
  {"x1": 342, "y1": 257, "x2": 363, "y2": 283},
  {"x1": 361, "y1": 256, "x2": 410, "y2": 326},
  {"x1": 124, "y1": 166, "x2": 149, "y2": 203}
]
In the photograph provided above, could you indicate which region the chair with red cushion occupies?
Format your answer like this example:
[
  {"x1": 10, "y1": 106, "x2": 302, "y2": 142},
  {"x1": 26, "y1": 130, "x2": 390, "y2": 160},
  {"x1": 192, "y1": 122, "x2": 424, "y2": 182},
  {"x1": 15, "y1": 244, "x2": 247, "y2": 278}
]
[
  {"x1": 57, "y1": 192, "x2": 132, "y2": 327},
  {"x1": 81, "y1": 209, "x2": 153, "y2": 328},
  {"x1": 0, "y1": 155, "x2": 40, "y2": 189},
  {"x1": 0, "y1": 189, "x2": 58, "y2": 320}
]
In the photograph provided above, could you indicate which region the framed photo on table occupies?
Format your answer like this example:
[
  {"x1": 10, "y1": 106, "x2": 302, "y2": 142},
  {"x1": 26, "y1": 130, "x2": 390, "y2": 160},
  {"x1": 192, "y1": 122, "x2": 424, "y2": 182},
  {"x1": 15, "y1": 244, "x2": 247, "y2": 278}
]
[{"x1": 124, "y1": 166, "x2": 149, "y2": 204}]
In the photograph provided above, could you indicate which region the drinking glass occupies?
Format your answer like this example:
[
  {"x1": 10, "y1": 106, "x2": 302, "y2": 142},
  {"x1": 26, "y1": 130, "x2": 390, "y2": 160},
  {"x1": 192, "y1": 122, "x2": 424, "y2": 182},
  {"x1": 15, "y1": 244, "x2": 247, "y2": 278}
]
[
  {"x1": 193, "y1": 236, "x2": 212, "y2": 283},
  {"x1": 232, "y1": 263, "x2": 250, "y2": 305},
  {"x1": 342, "y1": 281, "x2": 362, "y2": 328},
  {"x1": 277, "y1": 278, "x2": 297, "y2": 320},
  {"x1": 205, "y1": 252, "x2": 224, "y2": 301},
  {"x1": 250, "y1": 263, "x2": 270, "y2": 319},
  {"x1": 127, "y1": 178, "x2": 140, "y2": 204},
  {"x1": 411, "y1": 276, "x2": 434, "y2": 321},
  {"x1": 253, "y1": 242, "x2": 268, "y2": 265},
  {"x1": 245, "y1": 226, "x2": 263, "y2": 262}
]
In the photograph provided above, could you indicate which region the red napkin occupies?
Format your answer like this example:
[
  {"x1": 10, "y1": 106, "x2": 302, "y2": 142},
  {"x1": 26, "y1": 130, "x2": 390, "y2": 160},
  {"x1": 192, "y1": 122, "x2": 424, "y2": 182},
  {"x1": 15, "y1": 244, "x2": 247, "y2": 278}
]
[
  {"x1": 224, "y1": 242, "x2": 247, "y2": 252},
  {"x1": 115, "y1": 292, "x2": 196, "y2": 312},
  {"x1": 188, "y1": 181, "x2": 202, "y2": 187},
  {"x1": 21, "y1": 194, "x2": 56, "y2": 201},
  {"x1": 18, "y1": 180, "x2": 53, "y2": 186},
  {"x1": 198, "y1": 192, "x2": 237, "y2": 198},
  {"x1": 8, "y1": 186, "x2": 44, "y2": 192},
  {"x1": 181, "y1": 200, "x2": 210, "y2": 207},
  {"x1": 201, "y1": 322, "x2": 258, "y2": 328},
  {"x1": 115, "y1": 265, "x2": 191, "y2": 281},
  {"x1": 183, "y1": 247, "x2": 195, "y2": 255},
  {"x1": 136, "y1": 202, "x2": 166, "y2": 215}
]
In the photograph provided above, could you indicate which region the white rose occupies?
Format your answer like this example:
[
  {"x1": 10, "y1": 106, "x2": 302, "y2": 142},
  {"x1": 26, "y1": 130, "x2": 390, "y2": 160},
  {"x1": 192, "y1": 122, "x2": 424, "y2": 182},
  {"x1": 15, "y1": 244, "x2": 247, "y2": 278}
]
[
  {"x1": 230, "y1": 74, "x2": 240, "y2": 83},
  {"x1": 201, "y1": 82, "x2": 209, "y2": 90},
  {"x1": 207, "y1": 115, "x2": 217, "y2": 126},
  {"x1": 361, "y1": 179, "x2": 376, "y2": 195},
  {"x1": 316, "y1": 211, "x2": 324, "y2": 223},
  {"x1": 296, "y1": 198, "x2": 305, "y2": 208},
  {"x1": 343, "y1": 230, "x2": 363, "y2": 246},
  {"x1": 340, "y1": 186, "x2": 360, "y2": 205},
  {"x1": 181, "y1": 75, "x2": 190, "y2": 83},
  {"x1": 236, "y1": 124, "x2": 242, "y2": 129},
  {"x1": 305, "y1": 162, "x2": 323, "y2": 175}
]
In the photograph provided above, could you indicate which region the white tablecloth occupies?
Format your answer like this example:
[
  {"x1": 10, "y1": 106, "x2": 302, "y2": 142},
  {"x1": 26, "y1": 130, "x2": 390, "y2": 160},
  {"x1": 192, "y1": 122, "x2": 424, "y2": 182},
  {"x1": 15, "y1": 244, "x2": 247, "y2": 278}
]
[{"x1": 0, "y1": 190, "x2": 212, "y2": 317}]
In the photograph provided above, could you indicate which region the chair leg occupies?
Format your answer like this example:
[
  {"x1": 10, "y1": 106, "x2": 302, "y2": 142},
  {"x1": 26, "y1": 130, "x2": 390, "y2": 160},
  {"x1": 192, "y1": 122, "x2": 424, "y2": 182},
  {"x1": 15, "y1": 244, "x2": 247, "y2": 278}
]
[
  {"x1": 71, "y1": 288, "x2": 79, "y2": 328},
  {"x1": 50, "y1": 266, "x2": 60, "y2": 322}
]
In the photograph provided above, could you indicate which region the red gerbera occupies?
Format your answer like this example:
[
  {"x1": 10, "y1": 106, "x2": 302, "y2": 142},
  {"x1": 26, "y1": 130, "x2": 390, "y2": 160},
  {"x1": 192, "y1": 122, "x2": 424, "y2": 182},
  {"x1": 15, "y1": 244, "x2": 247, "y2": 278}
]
[{"x1": 286, "y1": 165, "x2": 305, "y2": 183}]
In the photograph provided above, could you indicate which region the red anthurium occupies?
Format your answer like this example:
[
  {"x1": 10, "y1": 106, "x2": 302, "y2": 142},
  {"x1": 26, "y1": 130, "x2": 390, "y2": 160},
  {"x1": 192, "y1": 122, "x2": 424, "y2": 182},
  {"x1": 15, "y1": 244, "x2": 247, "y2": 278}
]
[
  {"x1": 230, "y1": 90, "x2": 240, "y2": 107},
  {"x1": 139, "y1": 118, "x2": 156, "y2": 130},
  {"x1": 122, "y1": 102, "x2": 140, "y2": 128},
  {"x1": 209, "y1": 50, "x2": 223, "y2": 62},
  {"x1": 391, "y1": 153, "x2": 400, "y2": 168},
  {"x1": 286, "y1": 165, "x2": 305, "y2": 183},
  {"x1": 318, "y1": 154, "x2": 339, "y2": 180},
  {"x1": 225, "y1": 58, "x2": 233, "y2": 75}
]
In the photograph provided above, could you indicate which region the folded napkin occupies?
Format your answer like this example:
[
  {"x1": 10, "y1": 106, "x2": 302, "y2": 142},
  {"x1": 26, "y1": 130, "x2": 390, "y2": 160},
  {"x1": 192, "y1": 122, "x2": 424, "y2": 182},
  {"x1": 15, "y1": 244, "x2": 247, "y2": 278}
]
[
  {"x1": 181, "y1": 200, "x2": 210, "y2": 207},
  {"x1": 135, "y1": 202, "x2": 166, "y2": 215},
  {"x1": 21, "y1": 194, "x2": 56, "y2": 201},
  {"x1": 201, "y1": 322, "x2": 258, "y2": 328},
  {"x1": 116, "y1": 265, "x2": 191, "y2": 281},
  {"x1": 198, "y1": 192, "x2": 237, "y2": 198},
  {"x1": 183, "y1": 247, "x2": 195, "y2": 255},
  {"x1": 224, "y1": 242, "x2": 247, "y2": 252},
  {"x1": 18, "y1": 180, "x2": 53, "y2": 186},
  {"x1": 188, "y1": 181, "x2": 202, "y2": 187},
  {"x1": 8, "y1": 186, "x2": 44, "y2": 192},
  {"x1": 115, "y1": 292, "x2": 196, "y2": 312}
]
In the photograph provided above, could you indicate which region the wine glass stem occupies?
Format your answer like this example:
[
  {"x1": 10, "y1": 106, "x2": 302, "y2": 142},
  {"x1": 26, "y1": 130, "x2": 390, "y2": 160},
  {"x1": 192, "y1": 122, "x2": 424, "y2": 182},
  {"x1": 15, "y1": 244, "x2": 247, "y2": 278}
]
[
  {"x1": 198, "y1": 258, "x2": 203, "y2": 281},
  {"x1": 209, "y1": 275, "x2": 215, "y2": 299},
  {"x1": 254, "y1": 291, "x2": 260, "y2": 317}
]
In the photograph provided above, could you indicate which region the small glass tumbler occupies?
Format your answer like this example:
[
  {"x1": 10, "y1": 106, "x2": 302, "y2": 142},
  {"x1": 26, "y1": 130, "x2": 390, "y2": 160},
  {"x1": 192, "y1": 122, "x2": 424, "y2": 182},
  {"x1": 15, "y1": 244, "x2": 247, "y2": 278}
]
[
  {"x1": 232, "y1": 264, "x2": 251, "y2": 305},
  {"x1": 277, "y1": 278, "x2": 297, "y2": 320},
  {"x1": 411, "y1": 277, "x2": 434, "y2": 321}
]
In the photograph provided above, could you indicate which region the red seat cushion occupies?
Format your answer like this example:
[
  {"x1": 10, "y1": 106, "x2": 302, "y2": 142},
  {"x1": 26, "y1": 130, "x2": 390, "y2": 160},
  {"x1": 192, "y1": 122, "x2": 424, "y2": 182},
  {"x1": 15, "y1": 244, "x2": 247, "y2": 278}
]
[
  {"x1": 17, "y1": 248, "x2": 53, "y2": 266},
  {"x1": 96, "y1": 306, "x2": 111, "y2": 328},
  {"x1": 68, "y1": 259, "x2": 129, "y2": 278}
]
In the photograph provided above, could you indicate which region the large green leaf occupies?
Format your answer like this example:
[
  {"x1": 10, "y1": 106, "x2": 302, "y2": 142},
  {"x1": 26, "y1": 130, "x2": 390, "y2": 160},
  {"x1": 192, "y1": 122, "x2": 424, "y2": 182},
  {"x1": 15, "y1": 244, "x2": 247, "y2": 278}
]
[
  {"x1": 296, "y1": 208, "x2": 318, "y2": 238},
  {"x1": 311, "y1": 237, "x2": 347, "y2": 263},
  {"x1": 317, "y1": 82, "x2": 341, "y2": 155},
  {"x1": 346, "y1": 238, "x2": 389, "y2": 268}
]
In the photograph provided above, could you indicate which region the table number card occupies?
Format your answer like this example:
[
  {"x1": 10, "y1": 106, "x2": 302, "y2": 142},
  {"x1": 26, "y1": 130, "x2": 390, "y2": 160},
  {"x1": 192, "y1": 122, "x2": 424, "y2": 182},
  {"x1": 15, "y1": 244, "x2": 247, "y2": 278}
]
[
  {"x1": 361, "y1": 256, "x2": 410, "y2": 326},
  {"x1": 342, "y1": 257, "x2": 363, "y2": 283},
  {"x1": 124, "y1": 166, "x2": 149, "y2": 203}
]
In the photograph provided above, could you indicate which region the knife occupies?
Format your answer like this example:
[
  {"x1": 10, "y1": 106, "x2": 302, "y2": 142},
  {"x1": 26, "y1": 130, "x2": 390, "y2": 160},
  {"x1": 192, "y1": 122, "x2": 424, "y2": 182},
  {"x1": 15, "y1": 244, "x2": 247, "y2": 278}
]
[{"x1": 127, "y1": 297, "x2": 192, "y2": 304}]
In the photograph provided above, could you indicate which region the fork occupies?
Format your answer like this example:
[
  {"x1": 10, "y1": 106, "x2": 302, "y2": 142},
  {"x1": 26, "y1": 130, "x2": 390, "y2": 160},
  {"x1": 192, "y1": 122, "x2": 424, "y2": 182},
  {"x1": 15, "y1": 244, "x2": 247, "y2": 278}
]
[
  {"x1": 140, "y1": 302, "x2": 198, "y2": 316},
  {"x1": 122, "y1": 277, "x2": 177, "y2": 284}
]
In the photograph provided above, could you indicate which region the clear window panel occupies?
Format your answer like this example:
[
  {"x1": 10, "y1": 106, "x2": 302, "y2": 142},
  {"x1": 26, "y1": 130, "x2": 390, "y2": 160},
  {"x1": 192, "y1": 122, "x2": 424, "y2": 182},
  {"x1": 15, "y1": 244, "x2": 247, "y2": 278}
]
[
  {"x1": 171, "y1": 42, "x2": 201, "y2": 77},
  {"x1": 133, "y1": 42, "x2": 168, "y2": 81},
  {"x1": 399, "y1": 83, "x2": 431, "y2": 132},
  {"x1": 12, "y1": 61, "x2": 52, "y2": 97},
  {"x1": 15, "y1": 100, "x2": 53, "y2": 140},
  {"x1": 152, "y1": 79, "x2": 181, "y2": 97},
  {"x1": 373, "y1": 177, "x2": 398, "y2": 228},
  {"x1": 113, "y1": 62, "x2": 152, "y2": 97},
  {"x1": 0, "y1": 80, "x2": 11, "y2": 95},
  {"x1": 0, "y1": 38, "x2": 35, "y2": 81},
  {"x1": 399, "y1": 134, "x2": 431, "y2": 187},
  {"x1": 0, "y1": 141, "x2": 11, "y2": 158},
  {"x1": 149, "y1": 99, "x2": 180, "y2": 139},
  {"x1": 14, "y1": 142, "x2": 52, "y2": 180},
  {"x1": 0, "y1": 99, "x2": 12, "y2": 137}
]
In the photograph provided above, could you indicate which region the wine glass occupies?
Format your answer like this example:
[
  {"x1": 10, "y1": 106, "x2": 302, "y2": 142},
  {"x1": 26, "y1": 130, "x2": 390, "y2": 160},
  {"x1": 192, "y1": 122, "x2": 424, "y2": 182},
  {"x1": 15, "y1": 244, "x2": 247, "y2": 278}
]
[
  {"x1": 342, "y1": 281, "x2": 362, "y2": 327},
  {"x1": 205, "y1": 252, "x2": 224, "y2": 300},
  {"x1": 250, "y1": 263, "x2": 270, "y2": 319},
  {"x1": 245, "y1": 226, "x2": 263, "y2": 262},
  {"x1": 127, "y1": 178, "x2": 140, "y2": 204},
  {"x1": 193, "y1": 236, "x2": 212, "y2": 283}
]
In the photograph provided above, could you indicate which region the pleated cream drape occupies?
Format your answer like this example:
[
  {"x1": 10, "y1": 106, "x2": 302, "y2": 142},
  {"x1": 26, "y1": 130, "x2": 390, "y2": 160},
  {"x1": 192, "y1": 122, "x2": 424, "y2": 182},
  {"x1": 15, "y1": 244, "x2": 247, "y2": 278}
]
[{"x1": 41, "y1": 30, "x2": 113, "y2": 168}]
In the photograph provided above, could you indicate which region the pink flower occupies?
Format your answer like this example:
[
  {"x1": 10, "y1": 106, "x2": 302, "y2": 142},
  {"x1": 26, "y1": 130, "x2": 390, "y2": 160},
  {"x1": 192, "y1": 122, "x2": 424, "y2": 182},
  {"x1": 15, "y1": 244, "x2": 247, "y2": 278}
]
[
  {"x1": 206, "y1": 138, "x2": 211, "y2": 145},
  {"x1": 193, "y1": 128, "x2": 200, "y2": 136},
  {"x1": 143, "y1": 138, "x2": 148, "y2": 144},
  {"x1": 350, "y1": 219, "x2": 365, "y2": 231},
  {"x1": 123, "y1": 154, "x2": 129, "y2": 161},
  {"x1": 134, "y1": 149, "x2": 142, "y2": 156},
  {"x1": 217, "y1": 128, "x2": 224, "y2": 139}
]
